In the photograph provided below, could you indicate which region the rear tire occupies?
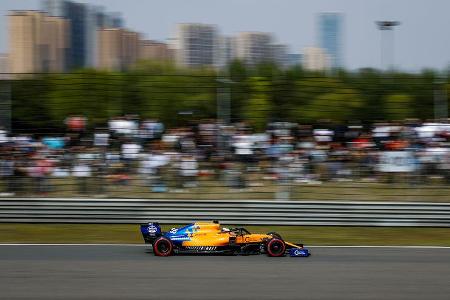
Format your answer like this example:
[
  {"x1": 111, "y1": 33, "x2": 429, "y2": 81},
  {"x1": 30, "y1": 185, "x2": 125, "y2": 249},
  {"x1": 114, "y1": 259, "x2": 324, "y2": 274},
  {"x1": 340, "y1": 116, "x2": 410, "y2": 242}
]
[
  {"x1": 153, "y1": 237, "x2": 173, "y2": 256},
  {"x1": 266, "y1": 238, "x2": 286, "y2": 257}
]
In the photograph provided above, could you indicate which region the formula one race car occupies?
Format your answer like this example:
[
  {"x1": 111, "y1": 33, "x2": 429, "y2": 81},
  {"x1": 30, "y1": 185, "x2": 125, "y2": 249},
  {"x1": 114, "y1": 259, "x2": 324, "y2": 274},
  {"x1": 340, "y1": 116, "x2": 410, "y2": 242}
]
[{"x1": 140, "y1": 221, "x2": 310, "y2": 257}]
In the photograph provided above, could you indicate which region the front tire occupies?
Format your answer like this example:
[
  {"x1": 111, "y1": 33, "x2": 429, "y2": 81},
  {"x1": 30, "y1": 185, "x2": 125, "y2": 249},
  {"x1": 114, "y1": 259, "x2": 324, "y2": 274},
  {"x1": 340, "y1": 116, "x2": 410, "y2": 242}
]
[
  {"x1": 266, "y1": 238, "x2": 286, "y2": 257},
  {"x1": 153, "y1": 237, "x2": 173, "y2": 256}
]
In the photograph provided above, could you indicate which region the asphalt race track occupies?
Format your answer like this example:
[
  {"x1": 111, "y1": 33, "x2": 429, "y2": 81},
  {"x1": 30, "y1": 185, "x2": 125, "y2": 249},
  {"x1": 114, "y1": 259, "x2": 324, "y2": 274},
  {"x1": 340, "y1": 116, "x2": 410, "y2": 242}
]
[{"x1": 1, "y1": 245, "x2": 450, "y2": 300}]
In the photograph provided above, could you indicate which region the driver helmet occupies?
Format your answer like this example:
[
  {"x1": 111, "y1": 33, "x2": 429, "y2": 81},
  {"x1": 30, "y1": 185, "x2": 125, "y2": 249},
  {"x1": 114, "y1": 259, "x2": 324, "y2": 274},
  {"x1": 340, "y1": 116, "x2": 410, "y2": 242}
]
[{"x1": 222, "y1": 227, "x2": 231, "y2": 232}]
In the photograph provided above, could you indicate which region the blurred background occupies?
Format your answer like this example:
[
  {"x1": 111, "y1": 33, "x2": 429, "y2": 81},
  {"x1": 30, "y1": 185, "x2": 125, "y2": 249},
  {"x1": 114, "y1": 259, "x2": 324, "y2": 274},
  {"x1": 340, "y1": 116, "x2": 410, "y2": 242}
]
[
  {"x1": 1, "y1": 2, "x2": 450, "y2": 299},
  {"x1": 0, "y1": 0, "x2": 448, "y2": 202}
]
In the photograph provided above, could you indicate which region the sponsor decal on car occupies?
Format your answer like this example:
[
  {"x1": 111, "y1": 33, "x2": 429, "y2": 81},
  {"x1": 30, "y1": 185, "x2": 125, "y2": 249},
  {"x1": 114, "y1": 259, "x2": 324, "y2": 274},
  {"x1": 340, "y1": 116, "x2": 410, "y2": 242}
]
[
  {"x1": 186, "y1": 246, "x2": 217, "y2": 251},
  {"x1": 289, "y1": 248, "x2": 310, "y2": 257},
  {"x1": 147, "y1": 225, "x2": 158, "y2": 234},
  {"x1": 170, "y1": 236, "x2": 191, "y2": 241}
]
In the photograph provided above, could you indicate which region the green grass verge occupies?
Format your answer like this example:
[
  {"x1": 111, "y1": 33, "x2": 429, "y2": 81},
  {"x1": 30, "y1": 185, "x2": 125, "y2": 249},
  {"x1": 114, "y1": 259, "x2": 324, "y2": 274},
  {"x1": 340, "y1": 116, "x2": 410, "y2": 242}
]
[
  {"x1": 1, "y1": 224, "x2": 449, "y2": 246},
  {"x1": 4, "y1": 177, "x2": 450, "y2": 201}
]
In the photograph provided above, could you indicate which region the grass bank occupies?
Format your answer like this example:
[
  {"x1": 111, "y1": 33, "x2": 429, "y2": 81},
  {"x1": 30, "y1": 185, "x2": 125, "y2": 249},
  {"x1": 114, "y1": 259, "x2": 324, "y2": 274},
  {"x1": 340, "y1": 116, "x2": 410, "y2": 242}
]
[
  {"x1": 1, "y1": 224, "x2": 449, "y2": 246},
  {"x1": 3, "y1": 177, "x2": 450, "y2": 202}
]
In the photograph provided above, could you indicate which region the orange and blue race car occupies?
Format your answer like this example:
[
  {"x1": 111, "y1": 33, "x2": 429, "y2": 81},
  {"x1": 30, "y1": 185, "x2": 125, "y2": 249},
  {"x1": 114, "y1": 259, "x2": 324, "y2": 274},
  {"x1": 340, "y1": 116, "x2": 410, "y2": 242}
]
[{"x1": 140, "y1": 221, "x2": 310, "y2": 257}]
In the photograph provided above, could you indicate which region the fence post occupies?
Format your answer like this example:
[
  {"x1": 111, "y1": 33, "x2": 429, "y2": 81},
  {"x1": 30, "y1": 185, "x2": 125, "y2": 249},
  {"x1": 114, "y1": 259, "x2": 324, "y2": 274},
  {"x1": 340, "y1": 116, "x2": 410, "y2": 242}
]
[
  {"x1": 434, "y1": 76, "x2": 448, "y2": 121},
  {"x1": 0, "y1": 79, "x2": 11, "y2": 132}
]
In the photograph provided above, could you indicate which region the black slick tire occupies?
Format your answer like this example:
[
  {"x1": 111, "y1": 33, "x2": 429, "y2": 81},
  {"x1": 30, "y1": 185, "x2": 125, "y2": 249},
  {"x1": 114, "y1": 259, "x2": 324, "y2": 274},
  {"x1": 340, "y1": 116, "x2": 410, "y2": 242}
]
[
  {"x1": 153, "y1": 237, "x2": 173, "y2": 256},
  {"x1": 266, "y1": 238, "x2": 286, "y2": 257}
]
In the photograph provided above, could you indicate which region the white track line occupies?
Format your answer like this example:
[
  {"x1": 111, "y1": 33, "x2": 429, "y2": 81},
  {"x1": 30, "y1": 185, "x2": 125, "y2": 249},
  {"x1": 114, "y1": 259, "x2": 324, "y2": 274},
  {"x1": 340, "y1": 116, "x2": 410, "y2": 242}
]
[
  {"x1": 309, "y1": 245, "x2": 450, "y2": 249},
  {"x1": 0, "y1": 244, "x2": 449, "y2": 249}
]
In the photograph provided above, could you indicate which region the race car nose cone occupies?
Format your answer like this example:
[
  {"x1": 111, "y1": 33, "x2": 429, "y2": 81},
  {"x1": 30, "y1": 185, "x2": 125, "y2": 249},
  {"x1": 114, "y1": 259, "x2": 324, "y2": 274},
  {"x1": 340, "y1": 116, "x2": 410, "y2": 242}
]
[{"x1": 289, "y1": 248, "x2": 310, "y2": 257}]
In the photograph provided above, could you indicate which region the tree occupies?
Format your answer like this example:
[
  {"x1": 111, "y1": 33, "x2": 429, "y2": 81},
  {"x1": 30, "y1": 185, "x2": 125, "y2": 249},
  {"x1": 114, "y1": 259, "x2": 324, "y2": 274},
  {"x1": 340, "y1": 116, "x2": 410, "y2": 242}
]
[
  {"x1": 9, "y1": 62, "x2": 444, "y2": 133},
  {"x1": 300, "y1": 88, "x2": 365, "y2": 122},
  {"x1": 447, "y1": 83, "x2": 450, "y2": 118},
  {"x1": 228, "y1": 59, "x2": 247, "y2": 82},
  {"x1": 227, "y1": 60, "x2": 249, "y2": 122},
  {"x1": 242, "y1": 77, "x2": 272, "y2": 131},
  {"x1": 45, "y1": 70, "x2": 124, "y2": 128},
  {"x1": 384, "y1": 94, "x2": 415, "y2": 121},
  {"x1": 286, "y1": 73, "x2": 367, "y2": 122},
  {"x1": 11, "y1": 75, "x2": 55, "y2": 133},
  {"x1": 135, "y1": 70, "x2": 216, "y2": 126}
]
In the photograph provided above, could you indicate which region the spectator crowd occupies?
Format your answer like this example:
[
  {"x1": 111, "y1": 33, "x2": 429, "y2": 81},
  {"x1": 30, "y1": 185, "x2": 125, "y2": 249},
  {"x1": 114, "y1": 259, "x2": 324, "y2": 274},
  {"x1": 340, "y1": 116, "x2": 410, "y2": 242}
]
[{"x1": 0, "y1": 115, "x2": 449, "y2": 197}]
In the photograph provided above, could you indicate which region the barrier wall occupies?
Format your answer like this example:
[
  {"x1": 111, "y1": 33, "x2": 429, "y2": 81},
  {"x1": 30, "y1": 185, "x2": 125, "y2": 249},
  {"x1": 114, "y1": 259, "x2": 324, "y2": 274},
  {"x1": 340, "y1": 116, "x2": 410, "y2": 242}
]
[{"x1": 1, "y1": 198, "x2": 450, "y2": 226}]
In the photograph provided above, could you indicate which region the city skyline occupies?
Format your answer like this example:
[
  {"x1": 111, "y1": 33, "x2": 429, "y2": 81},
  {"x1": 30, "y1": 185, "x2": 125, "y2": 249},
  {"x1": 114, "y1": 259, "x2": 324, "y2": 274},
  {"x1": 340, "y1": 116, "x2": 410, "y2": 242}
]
[
  {"x1": 1, "y1": 0, "x2": 449, "y2": 71},
  {"x1": 319, "y1": 13, "x2": 343, "y2": 69}
]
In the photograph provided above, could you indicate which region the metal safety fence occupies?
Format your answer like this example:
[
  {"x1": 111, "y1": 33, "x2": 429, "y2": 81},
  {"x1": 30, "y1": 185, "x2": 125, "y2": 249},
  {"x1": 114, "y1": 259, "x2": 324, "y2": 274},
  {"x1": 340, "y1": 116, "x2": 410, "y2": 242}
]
[
  {"x1": 1, "y1": 198, "x2": 450, "y2": 227},
  {"x1": 0, "y1": 73, "x2": 449, "y2": 202}
]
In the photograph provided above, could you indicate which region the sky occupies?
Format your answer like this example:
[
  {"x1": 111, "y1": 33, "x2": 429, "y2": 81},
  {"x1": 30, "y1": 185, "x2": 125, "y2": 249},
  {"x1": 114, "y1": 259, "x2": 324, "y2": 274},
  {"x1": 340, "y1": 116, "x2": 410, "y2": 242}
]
[{"x1": 1, "y1": 0, "x2": 449, "y2": 71}]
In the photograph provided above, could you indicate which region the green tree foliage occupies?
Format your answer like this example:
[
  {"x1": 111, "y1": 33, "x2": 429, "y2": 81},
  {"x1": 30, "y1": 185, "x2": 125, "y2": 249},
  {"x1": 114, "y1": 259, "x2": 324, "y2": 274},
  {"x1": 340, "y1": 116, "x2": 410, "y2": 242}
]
[
  {"x1": 447, "y1": 83, "x2": 450, "y2": 118},
  {"x1": 286, "y1": 77, "x2": 365, "y2": 122},
  {"x1": 384, "y1": 94, "x2": 415, "y2": 120},
  {"x1": 8, "y1": 63, "x2": 448, "y2": 134},
  {"x1": 11, "y1": 75, "x2": 54, "y2": 132},
  {"x1": 134, "y1": 64, "x2": 216, "y2": 126},
  {"x1": 46, "y1": 70, "x2": 123, "y2": 128},
  {"x1": 301, "y1": 87, "x2": 364, "y2": 122},
  {"x1": 227, "y1": 60, "x2": 249, "y2": 122},
  {"x1": 242, "y1": 77, "x2": 272, "y2": 131}
]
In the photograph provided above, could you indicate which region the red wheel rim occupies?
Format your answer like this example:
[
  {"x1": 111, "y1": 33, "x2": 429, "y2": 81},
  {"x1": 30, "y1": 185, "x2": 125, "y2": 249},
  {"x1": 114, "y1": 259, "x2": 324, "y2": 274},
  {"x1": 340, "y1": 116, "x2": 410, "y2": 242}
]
[
  {"x1": 154, "y1": 238, "x2": 173, "y2": 256},
  {"x1": 267, "y1": 239, "x2": 285, "y2": 257}
]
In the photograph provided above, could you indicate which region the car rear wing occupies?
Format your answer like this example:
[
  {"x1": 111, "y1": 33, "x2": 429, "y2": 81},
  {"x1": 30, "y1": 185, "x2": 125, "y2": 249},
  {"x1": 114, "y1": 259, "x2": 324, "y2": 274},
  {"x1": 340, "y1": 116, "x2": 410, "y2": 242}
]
[{"x1": 140, "y1": 222, "x2": 162, "y2": 244}]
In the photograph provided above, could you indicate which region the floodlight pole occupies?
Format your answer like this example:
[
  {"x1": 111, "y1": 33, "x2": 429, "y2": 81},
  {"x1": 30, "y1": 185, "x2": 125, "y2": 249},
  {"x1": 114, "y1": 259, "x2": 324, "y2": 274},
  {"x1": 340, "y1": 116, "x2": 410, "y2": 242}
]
[
  {"x1": 434, "y1": 76, "x2": 448, "y2": 121},
  {"x1": 216, "y1": 75, "x2": 234, "y2": 154},
  {"x1": 216, "y1": 78, "x2": 231, "y2": 126},
  {"x1": 0, "y1": 79, "x2": 11, "y2": 132}
]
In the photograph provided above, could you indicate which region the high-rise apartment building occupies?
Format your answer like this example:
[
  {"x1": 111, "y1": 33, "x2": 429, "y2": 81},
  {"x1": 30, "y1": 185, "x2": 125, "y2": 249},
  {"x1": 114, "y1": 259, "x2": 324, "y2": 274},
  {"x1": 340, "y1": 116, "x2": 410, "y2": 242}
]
[
  {"x1": 303, "y1": 47, "x2": 330, "y2": 71},
  {"x1": 122, "y1": 30, "x2": 140, "y2": 69},
  {"x1": 139, "y1": 40, "x2": 172, "y2": 62},
  {"x1": 8, "y1": 11, "x2": 41, "y2": 74},
  {"x1": 86, "y1": 7, "x2": 123, "y2": 68},
  {"x1": 287, "y1": 53, "x2": 302, "y2": 67},
  {"x1": 271, "y1": 44, "x2": 289, "y2": 68},
  {"x1": 0, "y1": 54, "x2": 10, "y2": 79},
  {"x1": 318, "y1": 13, "x2": 343, "y2": 69},
  {"x1": 43, "y1": 0, "x2": 87, "y2": 69},
  {"x1": 44, "y1": 16, "x2": 71, "y2": 72},
  {"x1": 97, "y1": 29, "x2": 121, "y2": 71},
  {"x1": 235, "y1": 32, "x2": 273, "y2": 66},
  {"x1": 173, "y1": 23, "x2": 218, "y2": 67},
  {"x1": 84, "y1": 6, "x2": 99, "y2": 68},
  {"x1": 95, "y1": 8, "x2": 118, "y2": 28},
  {"x1": 216, "y1": 36, "x2": 236, "y2": 68},
  {"x1": 109, "y1": 12, "x2": 123, "y2": 28},
  {"x1": 97, "y1": 28, "x2": 140, "y2": 71},
  {"x1": 43, "y1": 0, "x2": 123, "y2": 69},
  {"x1": 8, "y1": 10, "x2": 70, "y2": 73}
]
